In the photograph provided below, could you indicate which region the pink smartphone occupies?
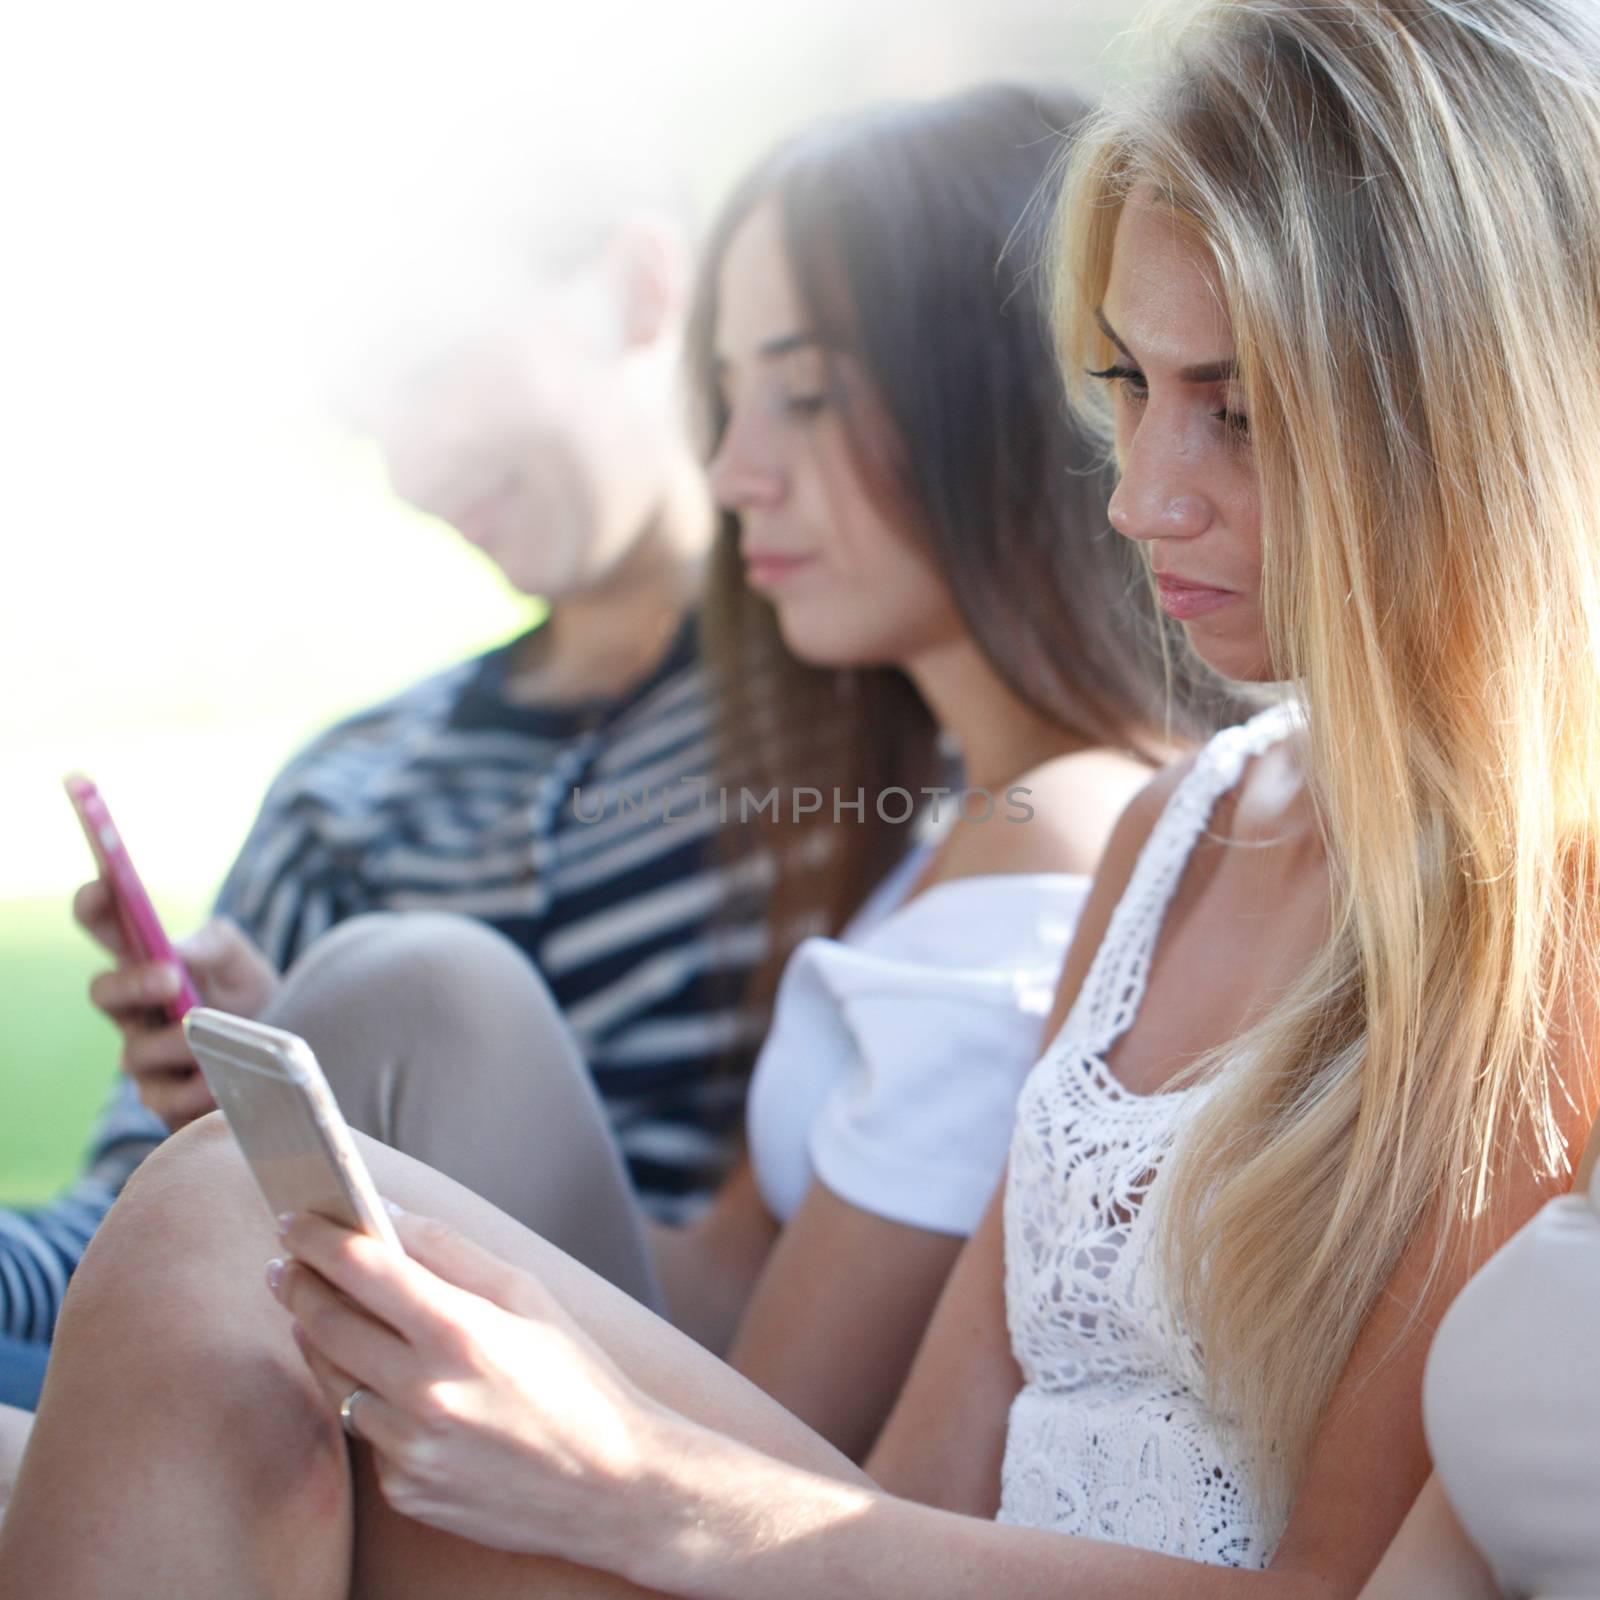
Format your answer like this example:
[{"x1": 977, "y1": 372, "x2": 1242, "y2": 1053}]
[{"x1": 63, "y1": 773, "x2": 200, "y2": 1022}]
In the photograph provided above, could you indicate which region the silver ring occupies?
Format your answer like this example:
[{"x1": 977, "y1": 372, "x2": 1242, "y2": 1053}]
[{"x1": 339, "y1": 1385, "x2": 368, "y2": 1439}]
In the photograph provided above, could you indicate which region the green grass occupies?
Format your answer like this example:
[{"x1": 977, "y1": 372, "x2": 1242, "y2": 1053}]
[
  {"x1": 0, "y1": 898, "x2": 118, "y2": 1205},
  {"x1": 0, "y1": 894, "x2": 205, "y2": 1206},
  {"x1": 0, "y1": 443, "x2": 536, "y2": 1209}
]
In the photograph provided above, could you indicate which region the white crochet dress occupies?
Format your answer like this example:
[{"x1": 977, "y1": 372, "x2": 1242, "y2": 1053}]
[{"x1": 998, "y1": 705, "x2": 1297, "y2": 1567}]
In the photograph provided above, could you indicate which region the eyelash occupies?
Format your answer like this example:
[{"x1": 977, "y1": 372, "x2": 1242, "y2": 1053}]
[
  {"x1": 1085, "y1": 364, "x2": 1250, "y2": 440},
  {"x1": 783, "y1": 393, "x2": 830, "y2": 420}
]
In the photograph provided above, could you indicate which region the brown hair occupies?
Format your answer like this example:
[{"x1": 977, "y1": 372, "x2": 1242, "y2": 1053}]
[{"x1": 690, "y1": 85, "x2": 1222, "y2": 1004}]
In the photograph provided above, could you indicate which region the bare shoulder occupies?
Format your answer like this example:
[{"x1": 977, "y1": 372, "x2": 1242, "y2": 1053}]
[
  {"x1": 934, "y1": 747, "x2": 1193, "y2": 884},
  {"x1": 1056, "y1": 750, "x2": 1198, "y2": 929},
  {"x1": 1024, "y1": 745, "x2": 1199, "y2": 878},
  {"x1": 1026, "y1": 752, "x2": 1201, "y2": 1048}
]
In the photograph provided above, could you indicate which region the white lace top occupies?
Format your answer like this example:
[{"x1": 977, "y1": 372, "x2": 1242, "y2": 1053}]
[{"x1": 998, "y1": 704, "x2": 1298, "y2": 1567}]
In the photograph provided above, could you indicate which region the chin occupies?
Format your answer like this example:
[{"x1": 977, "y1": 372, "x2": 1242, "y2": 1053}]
[
  {"x1": 489, "y1": 531, "x2": 591, "y2": 601},
  {"x1": 782, "y1": 612, "x2": 966, "y2": 680},
  {"x1": 1192, "y1": 650, "x2": 1277, "y2": 686},
  {"x1": 488, "y1": 559, "x2": 561, "y2": 600},
  {"x1": 769, "y1": 608, "x2": 881, "y2": 670},
  {"x1": 773, "y1": 625, "x2": 863, "y2": 670},
  {"x1": 1179, "y1": 620, "x2": 1274, "y2": 686}
]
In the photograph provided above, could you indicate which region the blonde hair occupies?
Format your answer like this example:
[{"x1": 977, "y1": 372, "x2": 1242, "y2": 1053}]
[{"x1": 1055, "y1": 0, "x2": 1600, "y2": 1497}]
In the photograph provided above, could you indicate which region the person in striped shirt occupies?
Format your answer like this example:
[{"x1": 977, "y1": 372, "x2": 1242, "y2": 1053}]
[{"x1": 0, "y1": 151, "x2": 763, "y2": 1406}]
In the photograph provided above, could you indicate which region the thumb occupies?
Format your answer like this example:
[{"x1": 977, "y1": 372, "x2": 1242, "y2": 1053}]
[
  {"x1": 177, "y1": 916, "x2": 255, "y2": 979},
  {"x1": 176, "y1": 918, "x2": 228, "y2": 967},
  {"x1": 387, "y1": 1204, "x2": 546, "y2": 1318}
]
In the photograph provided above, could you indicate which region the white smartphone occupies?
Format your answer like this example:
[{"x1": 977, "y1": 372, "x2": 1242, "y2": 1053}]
[{"x1": 183, "y1": 1008, "x2": 402, "y2": 1252}]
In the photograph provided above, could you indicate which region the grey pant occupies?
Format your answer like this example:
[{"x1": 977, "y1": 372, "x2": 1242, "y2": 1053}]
[{"x1": 261, "y1": 912, "x2": 664, "y2": 1312}]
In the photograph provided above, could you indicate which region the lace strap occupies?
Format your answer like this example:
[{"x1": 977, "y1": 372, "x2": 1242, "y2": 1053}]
[{"x1": 1061, "y1": 702, "x2": 1300, "y2": 1056}]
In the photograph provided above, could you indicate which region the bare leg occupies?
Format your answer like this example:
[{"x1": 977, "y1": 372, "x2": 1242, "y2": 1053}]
[
  {"x1": 265, "y1": 912, "x2": 663, "y2": 1310},
  {"x1": 0, "y1": 1404, "x2": 31, "y2": 1524},
  {"x1": 0, "y1": 1116, "x2": 864, "y2": 1599}
]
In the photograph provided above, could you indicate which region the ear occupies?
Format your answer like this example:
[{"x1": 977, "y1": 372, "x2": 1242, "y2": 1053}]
[{"x1": 613, "y1": 216, "x2": 691, "y2": 351}]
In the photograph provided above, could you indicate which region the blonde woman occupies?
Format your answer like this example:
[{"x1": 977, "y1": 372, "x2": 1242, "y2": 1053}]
[{"x1": 5, "y1": 0, "x2": 1600, "y2": 1594}]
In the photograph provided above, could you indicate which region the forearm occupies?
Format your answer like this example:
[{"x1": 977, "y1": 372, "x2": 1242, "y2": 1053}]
[
  {"x1": 627, "y1": 1413, "x2": 1331, "y2": 1600},
  {"x1": 646, "y1": 1169, "x2": 778, "y2": 1357},
  {"x1": 1357, "y1": 1478, "x2": 1496, "y2": 1600}
]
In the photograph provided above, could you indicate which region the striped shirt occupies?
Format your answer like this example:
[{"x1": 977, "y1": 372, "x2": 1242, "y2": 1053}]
[
  {"x1": 2, "y1": 613, "x2": 767, "y2": 1345},
  {"x1": 0, "y1": 1089, "x2": 162, "y2": 1342}
]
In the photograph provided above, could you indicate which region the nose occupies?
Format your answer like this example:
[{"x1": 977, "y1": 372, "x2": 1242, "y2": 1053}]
[
  {"x1": 1107, "y1": 424, "x2": 1215, "y2": 543},
  {"x1": 707, "y1": 411, "x2": 786, "y2": 513}
]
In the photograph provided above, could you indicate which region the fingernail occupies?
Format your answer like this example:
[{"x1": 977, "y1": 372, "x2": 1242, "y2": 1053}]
[
  {"x1": 266, "y1": 1257, "x2": 285, "y2": 1293},
  {"x1": 276, "y1": 1213, "x2": 295, "y2": 1238},
  {"x1": 383, "y1": 1198, "x2": 407, "y2": 1217}
]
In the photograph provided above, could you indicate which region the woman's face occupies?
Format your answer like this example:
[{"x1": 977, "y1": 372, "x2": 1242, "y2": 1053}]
[
  {"x1": 707, "y1": 201, "x2": 966, "y2": 669},
  {"x1": 1098, "y1": 188, "x2": 1271, "y2": 683}
]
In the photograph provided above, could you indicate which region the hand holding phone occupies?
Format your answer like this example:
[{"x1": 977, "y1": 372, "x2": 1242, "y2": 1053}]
[
  {"x1": 66, "y1": 774, "x2": 279, "y2": 1129},
  {"x1": 64, "y1": 774, "x2": 200, "y2": 1021},
  {"x1": 183, "y1": 1008, "x2": 401, "y2": 1250}
]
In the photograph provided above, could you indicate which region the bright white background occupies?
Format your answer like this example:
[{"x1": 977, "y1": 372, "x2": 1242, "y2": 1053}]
[{"x1": 0, "y1": 0, "x2": 1132, "y2": 1196}]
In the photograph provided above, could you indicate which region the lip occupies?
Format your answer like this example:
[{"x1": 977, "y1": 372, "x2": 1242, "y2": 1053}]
[
  {"x1": 742, "y1": 550, "x2": 818, "y2": 590},
  {"x1": 1153, "y1": 572, "x2": 1236, "y2": 621}
]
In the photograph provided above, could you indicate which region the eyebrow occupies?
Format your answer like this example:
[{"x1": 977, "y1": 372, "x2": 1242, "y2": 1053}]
[
  {"x1": 758, "y1": 331, "x2": 822, "y2": 358},
  {"x1": 1095, "y1": 307, "x2": 1238, "y2": 385},
  {"x1": 712, "y1": 331, "x2": 827, "y2": 379}
]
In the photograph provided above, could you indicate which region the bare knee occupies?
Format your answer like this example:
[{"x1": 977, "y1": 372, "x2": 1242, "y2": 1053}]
[
  {"x1": 61, "y1": 1111, "x2": 283, "y2": 1374},
  {"x1": 47, "y1": 1113, "x2": 348, "y2": 1521},
  {"x1": 101, "y1": 1109, "x2": 259, "y2": 1255}
]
